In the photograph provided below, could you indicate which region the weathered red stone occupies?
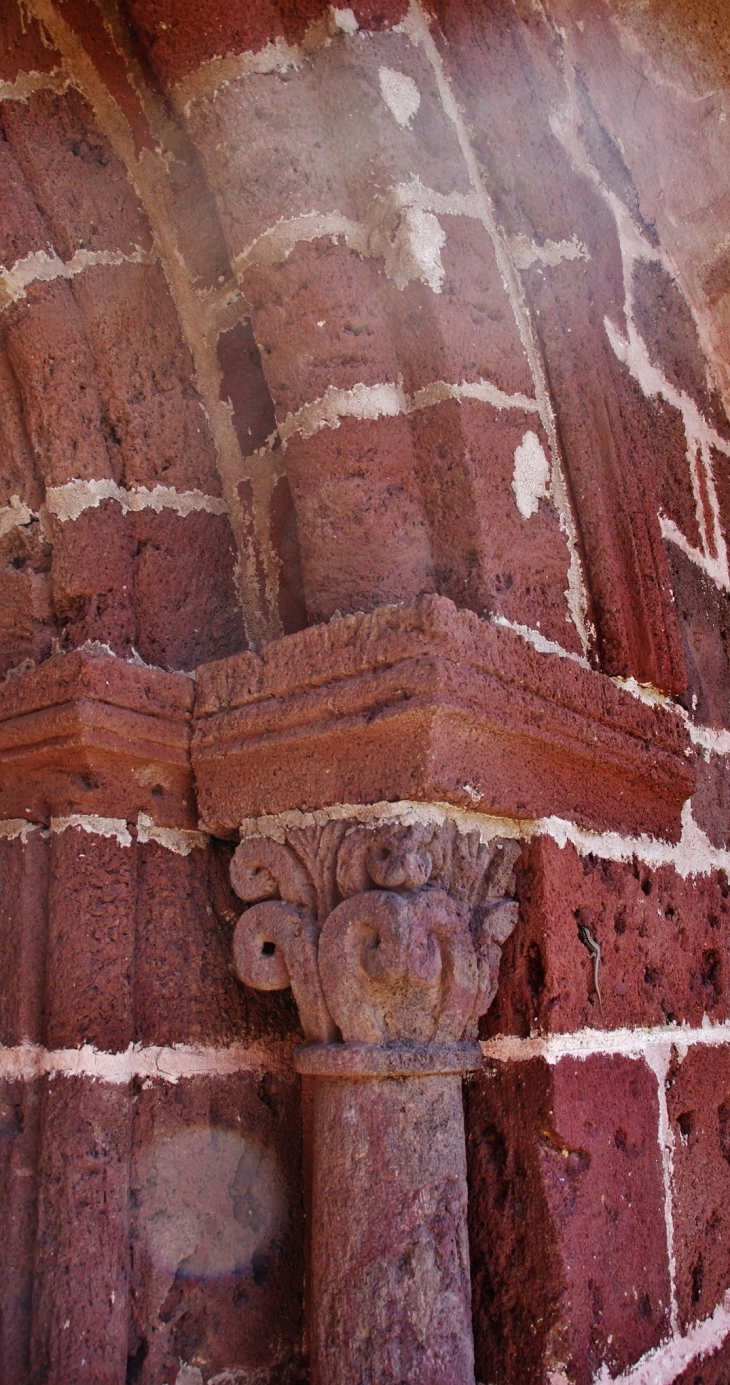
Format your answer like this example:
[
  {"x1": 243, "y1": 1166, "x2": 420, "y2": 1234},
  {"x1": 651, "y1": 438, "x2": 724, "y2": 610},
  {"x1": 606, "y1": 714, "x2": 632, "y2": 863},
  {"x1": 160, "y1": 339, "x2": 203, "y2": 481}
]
[
  {"x1": 193, "y1": 594, "x2": 694, "y2": 838},
  {"x1": 467, "y1": 1054, "x2": 671, "y2": 1384},
  {"x1": 487, "y1": 836, "x2": 730, "y2": 1036},
  {"x1": 0, "y1": 829, "x2": 50, "y2": 1047},
  {"x1": 667, "y1": 1043, "x2": 730, "y2": 1330},
  {"x1": 0, "y1": 649, "x2": 195, "y2": 826},
  {"x1": 129, "y1": 1071, "x2": 304, "y2": 1384}
]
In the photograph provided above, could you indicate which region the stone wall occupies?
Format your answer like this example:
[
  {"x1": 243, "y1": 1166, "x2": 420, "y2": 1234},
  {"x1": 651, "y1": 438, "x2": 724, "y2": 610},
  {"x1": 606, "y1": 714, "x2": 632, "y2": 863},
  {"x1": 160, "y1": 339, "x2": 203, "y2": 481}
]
[{"x1": 1, "y1": 0, "x2": 730, "y2": 1381}]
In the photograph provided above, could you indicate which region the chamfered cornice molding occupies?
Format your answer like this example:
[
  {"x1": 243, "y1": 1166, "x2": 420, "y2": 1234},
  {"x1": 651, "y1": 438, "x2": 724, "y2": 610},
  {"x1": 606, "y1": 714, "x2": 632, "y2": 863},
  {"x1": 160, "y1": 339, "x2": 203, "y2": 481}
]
[
  {"x1": 192, "y1": 594, "x2": 695, "y2": 840},
  {"x1": 0, "y1": 650, "x2": 196, "y2": 826}
]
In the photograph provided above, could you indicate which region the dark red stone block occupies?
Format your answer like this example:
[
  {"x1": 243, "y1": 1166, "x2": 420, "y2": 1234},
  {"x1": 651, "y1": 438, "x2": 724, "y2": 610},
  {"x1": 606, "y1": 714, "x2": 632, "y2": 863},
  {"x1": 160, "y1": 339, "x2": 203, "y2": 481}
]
[
  {"x1": 133, "y1": 839, "x2": 300, "y2": 1047},
  {"x1": 668, "y1": 546, "x2": 730, "y2": 730},
  {"x1": 0, "y1": 648, "x2": 195, "y2": 827},
  {"x1": 129, "y1": 1071, "x2": 304, "y2": 1384},
  {"x1": 55, "y1": 0, "x2": 156, "y2": 157},
  {"x1": 124, "y1": 0, "x2": 329, "y2": 88},
  {"x1": 269, "y1": 473, "x2": 308, "y2": 636},
  {"x1": 3, "y1": 279, "x2": 114, "y2": 487},
  {"x1": 410, "y1": 398, "x2": 580, "y2": 650},
  {"x1": 187, "y1": 27, "x2": 470, "y2": 256},
  {"x1": 45, "y1": 827, "x2": 136, "y2": 1052},
  {"x1": 693, "y1": 752, "x2": 730, "y2": 852},
  {"x1": 284, "y1": 413, "x2": 435, "y2": 623},
  {"x1": 487, "y1": 837, "x2": 730, "y2": 1037},
  {"x1": 243, "y1": 223, "x2": 532, "y2": 418},
  {"x1": 0, "y1": 349, "x2": 43, "y2": 512},
  {"x1": 217, "y1": 317, "x2": 277, "y2": 457},
  {"x1": 30, "y1": 1077, "x2": 132, "y2": 1385},
  {"x1": 0, "y1": 1077, "x2": 41, "y2": 1385},
  {"x1": 633, "y1": 258, "x2": 729, "y2": 441},
  {"x1": 0, "y1": 5, "x2": 62, "y2": 83},
  {"x1": 131, "y1": 508, "x2": 246, "y2": 671},
  {"x1": 193, "y1": 595, "x2": 694, "y2": 839},
  {"x1": 50, "y1": 501, "x2": 136, "y2": 655},
  {"x1": 0, "y1": 87, "x2": 152, "y2": 261},
  {"x1": 0, "y1": 137, "x2": 50, "y2": 273},
  {"x1": 0, "y1": 830, "x2": 50, "y2": 1047},
  {"x1": 70, "y1": 261, "x2": 221, "y2": 494},
  {"x1": 467, "y1": 1053, "x2": 670, "y2": 1385},
  {"x1": 667, "y1": 1043, "x2": 730, "y2": 1330},
  {"x1": 0, "y1": 521, "x2": 55, "y2": 680}
]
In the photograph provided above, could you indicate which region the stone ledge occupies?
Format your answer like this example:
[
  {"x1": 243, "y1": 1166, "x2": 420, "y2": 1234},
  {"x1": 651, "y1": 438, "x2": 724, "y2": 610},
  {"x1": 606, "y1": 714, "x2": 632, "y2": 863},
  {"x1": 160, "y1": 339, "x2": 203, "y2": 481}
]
[
  {"x1": 192, "y1": 595, "x2": 695, "y2": 840},
  {"x1": 0, "y1": 651, "x2": 196, "y2": 826}
]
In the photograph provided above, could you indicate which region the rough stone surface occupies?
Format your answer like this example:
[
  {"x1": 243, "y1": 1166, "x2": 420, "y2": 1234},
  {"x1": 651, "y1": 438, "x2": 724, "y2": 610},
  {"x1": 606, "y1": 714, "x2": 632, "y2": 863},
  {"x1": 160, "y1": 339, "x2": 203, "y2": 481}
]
[
  {"x1": 311, "y1": 1073, "x2": 474, "y2": 1385},
  {"x1": 30, "y1": 1077, "x2": 133, "y2": 1385},
  {"x1": 193, "y1": 595, "x2": 693, "y2": 839},
  {"x1": 667, "y1": 1044, "x2": 730, "y2": 1330},
  {"x1": 487, "y1": 837, "x2": 730, "y2": 1037},
  {"x1": 3, "y1": 0, "x2": 730, "y2": 1377},
  {"x1": 467, "y1": 1054, "x2": 671, "y2": 1385},
  {"x1": 0, "y1": 830, "x2": 49, "y2": 1047},
  {"x1": 129, "y1": 1072, "x2": 304, "y2": 1384}
]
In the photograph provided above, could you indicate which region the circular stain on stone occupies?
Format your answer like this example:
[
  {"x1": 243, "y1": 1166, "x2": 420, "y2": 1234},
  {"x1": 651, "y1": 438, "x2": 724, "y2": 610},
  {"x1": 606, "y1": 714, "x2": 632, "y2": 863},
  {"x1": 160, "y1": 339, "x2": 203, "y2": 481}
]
[{"x1": 134, "y1": 1127, "x2": 285, "y2": 1278}]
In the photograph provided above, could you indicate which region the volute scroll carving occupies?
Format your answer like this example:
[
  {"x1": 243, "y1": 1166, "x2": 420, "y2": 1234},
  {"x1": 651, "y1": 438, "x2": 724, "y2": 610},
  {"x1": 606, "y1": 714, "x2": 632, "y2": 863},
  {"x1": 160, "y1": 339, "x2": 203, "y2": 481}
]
[{"x1": 230, "y1": 818, "x2": 520, "y2": 1049}]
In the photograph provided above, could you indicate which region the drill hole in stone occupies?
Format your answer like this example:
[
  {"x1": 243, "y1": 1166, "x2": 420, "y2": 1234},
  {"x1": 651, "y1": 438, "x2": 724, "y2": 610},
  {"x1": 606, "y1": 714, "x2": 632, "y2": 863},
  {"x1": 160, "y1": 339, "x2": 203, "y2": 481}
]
[
  {"x1": 262, "y1": 941, "x2": 276, "y2": 956},
  {"x1": 677, "y1": 1111, "x2": 694, "y2": 1143}
]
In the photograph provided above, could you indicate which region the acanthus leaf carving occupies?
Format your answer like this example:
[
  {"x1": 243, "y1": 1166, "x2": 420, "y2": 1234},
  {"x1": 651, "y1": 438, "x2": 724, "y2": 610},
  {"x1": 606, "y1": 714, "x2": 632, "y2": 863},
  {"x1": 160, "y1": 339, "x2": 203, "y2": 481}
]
[
  {"x1": 232, "y1": 899, "x2": 337, "y2": 1043},
  {"x1": 230, "y1": 819, "x2": 521, "y2": 1049}
]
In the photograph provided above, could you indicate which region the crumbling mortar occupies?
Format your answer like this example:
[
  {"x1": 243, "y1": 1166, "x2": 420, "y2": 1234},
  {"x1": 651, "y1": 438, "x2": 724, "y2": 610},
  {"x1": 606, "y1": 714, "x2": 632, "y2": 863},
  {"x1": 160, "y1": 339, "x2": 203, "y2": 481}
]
[{"x1": 237, "y1": 798, "x2": 729, "y2": 881}]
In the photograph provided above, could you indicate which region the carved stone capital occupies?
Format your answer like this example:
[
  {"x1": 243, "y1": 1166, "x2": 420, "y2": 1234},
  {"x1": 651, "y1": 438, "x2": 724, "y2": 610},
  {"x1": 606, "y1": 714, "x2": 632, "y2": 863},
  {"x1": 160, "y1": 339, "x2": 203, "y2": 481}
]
[{"x1": 230, "y1": 817, "x2": 519, "y2": 1054}]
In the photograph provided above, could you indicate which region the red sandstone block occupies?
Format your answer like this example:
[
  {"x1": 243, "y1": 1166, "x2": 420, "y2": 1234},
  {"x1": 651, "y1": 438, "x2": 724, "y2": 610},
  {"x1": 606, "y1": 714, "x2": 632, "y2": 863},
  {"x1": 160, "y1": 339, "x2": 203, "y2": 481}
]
[
  {"x1": 187, "y1": 29, "x2": 470, "y2": 256},
  {"x1": 284, "y1": 412, "x2": 435, "y2": 622},
  {"x1": 428, "y1": 0, "x2": 688, "y2": 693},
  {"x1": 268, "y1": 472, "x2": 308, "y2": 634},
  {"x1": 0, "y1": 831, "x2": 49, "y2": 1047},
  {"x1": 217, "y1": 317, "x2": 277, "y2": 457},
  {"x1": 53, "y1": 0, "x2": 155, "y2": 157},
  {"x1": 693, "y1": 753, "x2": 730, "y2": 852},
  {"x1": 428, "y1": 0, "x2": 626, "y2": 254},
  {"x1": 133, "y1": 839, "x2": 301, "y2": 1046},
  {"x1": 0, "y1": 138, "x2": 52, "y2": 273},
  {"x1": 0, "y1": 6, "x2": 61, "y2": 83},
  {"x1": 30, "y1": 1077, "x2": 132, "y2": 1385},
  {"x1": 633, "y1": 259, "x2": 730, "y2": 441},
  {"x1": 124, "y1": 0, "x2": 329, "y2": 88},
  {"x1": 49, "y1": 502, "x2": 136, "y2": 655},
  {"x1": 3, "y1": 279, "x2": 114, "y2": 487},
  {"x1": 193, "y1": 595, "x2": 694, "y2": 838},
  {"x1": 0, "y1": 1077, "x2": 42, "y2": 1383},
  {"x1": 0, "y1": 351, "x2": 43, "y2": 512},
  {"x1": 646, "y1": 397, "x2": 704, "y2": 552},
  {"x1": 487, "y1": 837, "x2": 730, "y2": 1037},
  {"x1": 467, "y1": 1053, "x2": 670, "y2": 1385},
  {"x1": 130, "y1": 508, "x2": 246, "y2": 671},
  {"x1": 667, "y1": 1043, "x2": 730, "y2": 1330},
  {"x1": 0, "y1": 87, "x2": 152, "y2": 260},
  {"x1": 129, "y1": 1071, "x2": 303, "y2": 1383},
  {"x1": 70, "y1": 262, "x2": 221, "y2": 494},
  {"x1": 411, "y1": 397, "x2": 582, "y2": 651},
  {"x1": 0, "y1": 649, "x2": 195, "y2": 827},
  {"x1": 668, "y1": 547, "x2": 730, "y2": 730},
  {"x1": 45, "y1": 827, "x2": 136, "y2": 1051},
  {"x1": 525, "y1": 258, "x2": 686, "y2": 692},
  {"x1": 243, "y1": 222, "x2": 532, "y2": 419},
  {"x1": 0, "y1": 523, "x2": 55, "y2": 679}
]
